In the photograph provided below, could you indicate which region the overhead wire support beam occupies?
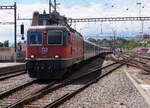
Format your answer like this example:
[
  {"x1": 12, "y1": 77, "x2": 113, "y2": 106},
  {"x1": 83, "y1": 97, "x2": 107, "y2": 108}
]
[
  {"x1": 17, "y1": 16, "x2": 150, "y2": 22},
  {"x1": 0, "y1": 5, "x2": 15, "y2": 9},
  {"x1": 69, "y1": 17, "x2": 150, "y2": 23}
]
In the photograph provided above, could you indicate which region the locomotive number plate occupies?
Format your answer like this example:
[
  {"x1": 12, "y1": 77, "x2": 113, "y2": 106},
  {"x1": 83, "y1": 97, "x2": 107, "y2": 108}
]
[{"x1": 42, "y1": 47, "x2": 48, "y2": 54}]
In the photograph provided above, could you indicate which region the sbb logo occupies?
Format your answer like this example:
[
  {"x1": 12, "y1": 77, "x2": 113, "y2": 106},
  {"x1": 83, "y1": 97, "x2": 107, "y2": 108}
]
[{"x1": 41, "y1": 47, "x2": 48, "y2": 54}]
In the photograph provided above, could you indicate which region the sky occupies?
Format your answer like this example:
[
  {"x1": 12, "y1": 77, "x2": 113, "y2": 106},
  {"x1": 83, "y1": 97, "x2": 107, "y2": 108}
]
[{"x1": 0, "y1": 0, "x2": 150, "y2": 43}]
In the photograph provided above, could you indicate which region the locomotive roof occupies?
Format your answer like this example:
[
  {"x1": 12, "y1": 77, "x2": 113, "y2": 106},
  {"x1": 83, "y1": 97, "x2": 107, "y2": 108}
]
[
  {"x1": 29, "y1": 25, "x2": 83, "y2": 38},
  {"x1": 29, "y1": 25, "x2": 70, "y2": 31}
]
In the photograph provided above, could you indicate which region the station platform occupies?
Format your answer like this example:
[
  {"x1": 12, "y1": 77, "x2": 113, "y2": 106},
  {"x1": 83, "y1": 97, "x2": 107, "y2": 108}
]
[{"x1": 0, "y1": 63, "x2": 25, "y2": 69}]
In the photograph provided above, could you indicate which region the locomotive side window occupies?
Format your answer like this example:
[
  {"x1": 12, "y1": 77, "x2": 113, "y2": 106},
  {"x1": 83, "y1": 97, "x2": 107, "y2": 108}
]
[
  {"x1": 30, "y1": 32, "x2": 42, "y2": 45},
  {"x1": 73, "y1": 37, "x2": 75, "y2": 47},
  {"x1": 47, "y1": 31, "x2": 62, "y2": 44},
  {"x1": 63, "y1": 32, "x2": 68, "y2": 45}
]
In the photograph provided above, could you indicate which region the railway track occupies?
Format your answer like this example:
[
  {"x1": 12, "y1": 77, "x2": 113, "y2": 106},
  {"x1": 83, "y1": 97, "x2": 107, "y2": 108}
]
[
  {"x1": 0, "y1": 69, "x2": 25, "y2": 76},
  {"x1": 0, "y1": 65, "x2": 26, "y2": 81},
  {"x1": 114, "y1": 52, "x2": 150, "y2": 72},
  {"x1": 2, "y1": 61, "x2": 126, "y2": 108},
  {"x1": 42, "y1": 62, "x2": 125, "y2": 108},
  {"x1": 120, "y1": 52, "x2": 150, "y2": 60},
  {"x1": 0, "y1": 70, "x2": 26, "y2": 81},
  {"x1": 0, "y1": 64, "x2": 25, "y2": 75},
  {"x1": 0, "y1": 80, "x2": 55, "y2": 108},
  {"x1": 0, "y1": 79, "x2": 37, "y2": 99}
]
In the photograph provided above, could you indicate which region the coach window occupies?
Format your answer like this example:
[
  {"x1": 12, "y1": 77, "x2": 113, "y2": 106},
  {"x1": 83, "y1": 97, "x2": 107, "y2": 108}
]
[
  {"x1": 30, "y1": 32, "x2": 42, "y2": 45},
  {"x1": 47, "y1": 31, "x2": 62, "y2": 45}
]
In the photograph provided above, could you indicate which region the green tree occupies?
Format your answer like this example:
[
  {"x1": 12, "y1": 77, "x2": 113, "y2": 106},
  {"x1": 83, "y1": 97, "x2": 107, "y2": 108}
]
[
  {"x1": 125, "y1": 39, "x2": 137, "y2": 50},
  {"x1": 88, "y1": 38, "x2": 97, "y2": 43}
]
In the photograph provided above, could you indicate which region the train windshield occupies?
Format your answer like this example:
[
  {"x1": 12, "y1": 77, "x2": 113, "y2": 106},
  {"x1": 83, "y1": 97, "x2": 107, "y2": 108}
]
[
  {"x1": 47, "y1": 31, "x2": 62, "y2": 44},
  {"x1": 30, "y1": 32, "x2": 42, "y2": 45}
]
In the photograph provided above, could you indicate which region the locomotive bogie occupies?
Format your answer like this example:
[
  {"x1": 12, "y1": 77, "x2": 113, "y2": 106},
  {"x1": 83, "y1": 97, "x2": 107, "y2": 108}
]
[{"x1": 26, "y1": 56, "x2": 84, "y2": 79}]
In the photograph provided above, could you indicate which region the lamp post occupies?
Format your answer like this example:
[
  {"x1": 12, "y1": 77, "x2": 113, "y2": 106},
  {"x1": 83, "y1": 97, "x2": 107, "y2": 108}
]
[
  {"x1": 137, "y1": 2, "x2": 142, "y2": 17},
  {"x1": 14, "y1": 2, "x2": 17, "y2": 62}
]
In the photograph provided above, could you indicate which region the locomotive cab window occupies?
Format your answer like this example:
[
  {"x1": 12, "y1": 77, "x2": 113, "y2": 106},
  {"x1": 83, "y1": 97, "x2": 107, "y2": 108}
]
[
  {"x1": 30, "y1": 31, "x2": 42, "y2": 45},
  {"x1": 47, "y1": 31, "x2": 62, "y2": 45}
]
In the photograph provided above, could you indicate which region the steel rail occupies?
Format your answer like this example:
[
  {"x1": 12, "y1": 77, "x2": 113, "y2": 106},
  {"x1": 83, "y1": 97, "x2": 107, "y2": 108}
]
[
  {"x1": 134, "y1": 55, "x2": 150, "y2": 60},
  {"x1": 43, "y1": 63, "x2": 125, "y2": 108},
  {"x1": 123, "y1": 52, "x2": 150, "y2": 61},
  {"x1": 0, "y1": 80, "x2": 37, "y2": 99},
  {"x1": 4, "y1": 81, "x2": 56, "y2": 108},
  {"x1": 115, "y1": 52, "x2": 150, "y2": 72},
  {"x1": 121, "y1": 55, "x2": 147, "y2": 65},
  {"x1": 6, "y1": 61, "x2": 125, "y2": 108},
  {"x1": 127, "y1": 62, "x2": 150, "y2": 72},
  {"x1": 0, "y1": 71, "x2": 26, "y2": 81},
  {"x1": 89, "y1": 62, "x2": 119, "y2": 71},
  {"x1": 0, "y1": 69, "x2": 25, "y2": 76},
  {"x1": 115, "y1": 52, "x2": 147, "y2": 64}
]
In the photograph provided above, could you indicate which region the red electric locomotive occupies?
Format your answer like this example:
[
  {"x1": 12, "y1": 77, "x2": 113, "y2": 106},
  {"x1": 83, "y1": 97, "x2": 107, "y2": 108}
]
[
  {"x1": 26, "y1": 25, "x2": 84, "y2": 79},
  {"x1": 26, "y1": 8, "x2": 110, "y2": 79}
]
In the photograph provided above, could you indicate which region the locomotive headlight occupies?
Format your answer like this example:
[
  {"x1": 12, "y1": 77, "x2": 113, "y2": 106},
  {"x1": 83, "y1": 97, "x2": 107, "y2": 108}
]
[
  {"x1": 30, "y1": 55, "x2": 35, "y2": 59},
  {"x1": 55, "y1": 55, "x2": 60, "y2": 59}
]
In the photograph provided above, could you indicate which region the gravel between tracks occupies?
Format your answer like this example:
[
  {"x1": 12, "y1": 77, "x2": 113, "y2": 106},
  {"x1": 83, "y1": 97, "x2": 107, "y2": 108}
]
[
  {"x1": 0, "y1": 74, "x2": 32, "y2": 93},
  {"x1": 58, "y1": 67, "x2": 150, "y2": 108}
]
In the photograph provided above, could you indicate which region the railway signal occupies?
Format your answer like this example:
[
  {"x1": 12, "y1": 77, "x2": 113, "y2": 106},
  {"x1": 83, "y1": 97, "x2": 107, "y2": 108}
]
[{"x1": 21, "y1": 24, "x2": 24, "y2": 40}]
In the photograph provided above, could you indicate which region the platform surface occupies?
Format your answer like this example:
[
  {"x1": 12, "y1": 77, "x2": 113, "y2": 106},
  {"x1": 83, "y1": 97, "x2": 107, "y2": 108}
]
[{"x1": 0, "y1": 63, "x2": 25, "y2": 68}]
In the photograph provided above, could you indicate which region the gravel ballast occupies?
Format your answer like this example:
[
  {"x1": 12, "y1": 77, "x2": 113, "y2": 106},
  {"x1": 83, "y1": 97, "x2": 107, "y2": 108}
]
[
  {"x1": 0, "y1": 74, "x2": 32, "y2": 93},
  {"x1": 59, "y1": 67, "x2": 150, "y2": 108}
]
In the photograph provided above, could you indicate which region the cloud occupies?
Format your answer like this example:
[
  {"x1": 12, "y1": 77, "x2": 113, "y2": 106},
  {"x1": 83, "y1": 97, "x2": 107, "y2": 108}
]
[{"x1": 0, "y1": 1, "x2": 150, "y2": 42}]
